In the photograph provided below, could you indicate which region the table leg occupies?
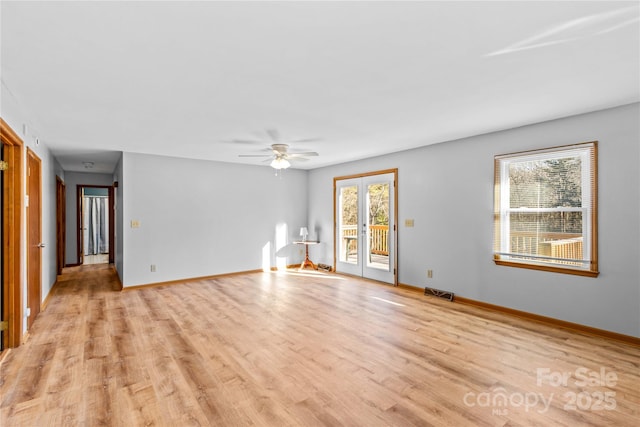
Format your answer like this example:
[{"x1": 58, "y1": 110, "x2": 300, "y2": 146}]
[{"x1": 299, "y1": 245, "x2": 317, "y2": 270}]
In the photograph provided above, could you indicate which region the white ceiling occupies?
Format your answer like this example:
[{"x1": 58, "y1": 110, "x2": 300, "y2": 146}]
[{"x1": 1, "y1": 1, "x2": 638, "y2": 173}]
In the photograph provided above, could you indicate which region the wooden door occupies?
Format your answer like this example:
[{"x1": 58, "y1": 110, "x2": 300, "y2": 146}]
[
  {"x1": 27, "y1": 149, "x2": 42, "y2": 330},
  {"x1": 77, "y1": 185, "x2": 83, "y2": 265},
  {"x1": 1, "y1": 140, "x2": 4, "y2": 349},
  {"x1": 108, "y1": 186, "x2": 114, "y2": 264},
  {"x1": 56, "y1": 177, "x2": 66, "y2": 275},
  {"x1": 1, "y1": 119, "x2": 23, "y2": 349}
]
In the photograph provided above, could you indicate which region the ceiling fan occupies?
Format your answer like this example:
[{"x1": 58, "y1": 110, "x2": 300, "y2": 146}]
[
  {"x1": 233, "y1": 129, "x2": 320, "y2": 171},
  {"x1": 239, "y1": 143, "x2": 319, "y2": 170}
]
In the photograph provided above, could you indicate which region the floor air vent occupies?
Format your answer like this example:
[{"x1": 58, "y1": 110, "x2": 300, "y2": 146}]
[
  {"x1": 317, "y1": 263, "x2": 332, "y2": 272},
  {"x1": 424, "y1": 287, "x2": 454, "y2": 301}
]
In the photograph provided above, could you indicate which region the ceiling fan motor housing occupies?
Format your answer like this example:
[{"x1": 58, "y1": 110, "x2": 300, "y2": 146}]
[{"x1": 272, "y1": 144, "x2": 289, "y2": 154}]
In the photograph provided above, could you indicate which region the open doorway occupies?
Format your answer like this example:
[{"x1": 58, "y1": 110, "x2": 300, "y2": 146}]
[{"x1": 77, "y1": 185, "x2": 114, "y2": 265}]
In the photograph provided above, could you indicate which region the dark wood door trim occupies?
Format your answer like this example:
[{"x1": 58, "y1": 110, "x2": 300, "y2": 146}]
[
  {"x1": 0, "y1": 118, "x2": 23, "y2": 348},
  {"x1": 76, "y1": 185, "x2": 82, "y2": 265},
  {"x1": 56, "y1": 176, "x2": 66, "y2": 275},
  {"x1": 108, "y1": 186, "x2": 114, "y2": 264}
]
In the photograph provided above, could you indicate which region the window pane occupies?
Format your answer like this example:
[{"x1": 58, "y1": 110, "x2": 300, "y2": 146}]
[
  {"x1": 509, "y1": 211, "x2": 583, "y2": 236},
  {"x1": 509, "y1": 157, "x2": 582, "y2": 209},
  {"x1": 367, "y1": 182, "x2": 390, "y2": 270},
  {"x1": 509, "y1": 211, "x2": 583, "y2": 266},
  {"x1": 339, "y1": 186, "x2": 358, "y2": 264}
]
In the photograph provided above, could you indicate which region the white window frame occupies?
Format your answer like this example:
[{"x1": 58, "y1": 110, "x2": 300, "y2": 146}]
[{"x1": 493, "y1": 142, "x2": 598, "y2": 277}]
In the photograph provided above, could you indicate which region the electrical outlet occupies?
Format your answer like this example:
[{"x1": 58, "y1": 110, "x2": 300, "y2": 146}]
[
  {"x1": 427, "y1": 269, "x2": 433, "y2": 279},
  {"x1": 151, "y1": 264, "x2": 157, "y2": 272}
]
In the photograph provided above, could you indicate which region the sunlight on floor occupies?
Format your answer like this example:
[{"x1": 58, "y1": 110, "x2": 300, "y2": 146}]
[
  {"x1": 370, "y1": 296, "x2": 405, "y2": 307},
  {"x1": 275, "y1": 223, "x2": 288, "y2": 271},
  {"x1": 262, "y1": 242, "x2": 272, "y2": 272}
]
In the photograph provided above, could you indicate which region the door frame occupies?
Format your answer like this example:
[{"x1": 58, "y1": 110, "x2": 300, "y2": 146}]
[
  {"x1": 56, "y1": 176, "x2": 66, "y2": 275},
  {"x1": 26, "y1": 148, "x2": 42, "y2": 331},
  {"x1": 333, "y1": 168, "x2": 398, "y2": 285},
  {"x1": 0, "y1": 119, "x2": 23, "y2": 349},
  {"x1": 76, "y1": 185, "x2": 114, "y2": 265}
]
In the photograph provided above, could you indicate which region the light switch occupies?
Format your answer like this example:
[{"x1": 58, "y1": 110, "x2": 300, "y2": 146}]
[
  {"x1": 405, "y1": 219, "x2": 414, "y2": 227},
  {"x1": 131, "y1": 220, "x2": 141, "y2": 228}
]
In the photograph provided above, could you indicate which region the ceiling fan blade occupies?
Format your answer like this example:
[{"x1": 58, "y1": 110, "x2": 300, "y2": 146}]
[
  {"x1": 288, "y1": 156, "x2": 309, "y2": 162},
  {"x1": 291, "y1": 137, "x2": 322, "y2": 143},
  {"x1": 288, "y1": 152, "x2": 319, "y2": 157},
  {"x1": 239, "y1": 154, "x2": 272, "y2": 158},
  {"x1": 230, "y1": 139, "x2": 264, "y2": 145},
  {"x1": 266, "y1": 128, "x2": 280, "y2": 142}
]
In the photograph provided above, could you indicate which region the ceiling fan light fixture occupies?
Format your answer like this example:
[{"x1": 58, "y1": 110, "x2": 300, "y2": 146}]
[{"x1": 270, "y1": 157, "x2": 290, "y2": 170}]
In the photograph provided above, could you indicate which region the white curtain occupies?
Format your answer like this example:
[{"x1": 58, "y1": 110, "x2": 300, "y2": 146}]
[{"x1": 83, "y1": 196, "x2": 109, "y2": 255}]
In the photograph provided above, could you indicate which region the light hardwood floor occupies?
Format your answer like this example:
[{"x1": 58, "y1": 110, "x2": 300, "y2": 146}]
[{"x1": 1, "y1": 265, "x2": 639, "y2": 426}]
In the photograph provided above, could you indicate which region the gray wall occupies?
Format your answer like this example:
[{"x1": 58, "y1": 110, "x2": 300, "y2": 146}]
[
  {"x1": 119, "y1": 152, "x2": 308, "y2": 287},
  {"x1": 63, "y1": 171, "x2": 114, "y2": 265},
  {"x1": 308, "y1": 103, "x2": 640, "y2": 337}
]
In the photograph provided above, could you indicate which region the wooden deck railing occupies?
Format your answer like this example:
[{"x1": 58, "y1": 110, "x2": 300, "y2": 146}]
[
  {"x1": 340, "y1": 224, "x2": 389, "y2": 256},
  {"x1": 510, "y1": 231, "x2": 583, "y2": 265},
  {"x1": 537, "y1": 237, "x2": 583, "y2": 265},
  {"x1": 369, "y1": 225, "x2": 388, "y2": 255},
  {"x1": 340, "y1": 228, "x2": 580, "y2": 264}
]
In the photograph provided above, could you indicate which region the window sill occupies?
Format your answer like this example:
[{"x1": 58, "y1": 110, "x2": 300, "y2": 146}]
[{"x1": 494, "y1": 259, "x2": 599, "y2": 278}]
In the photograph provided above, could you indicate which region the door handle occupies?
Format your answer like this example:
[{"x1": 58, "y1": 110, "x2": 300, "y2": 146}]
[{"x1": 37, "y1": 243, "x2": 45, "y2": 248}]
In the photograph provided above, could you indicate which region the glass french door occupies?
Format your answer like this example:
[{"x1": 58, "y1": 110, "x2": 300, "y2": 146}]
[{"x1": 335, "y1": 171, "x2": 396, "y2": 284}]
